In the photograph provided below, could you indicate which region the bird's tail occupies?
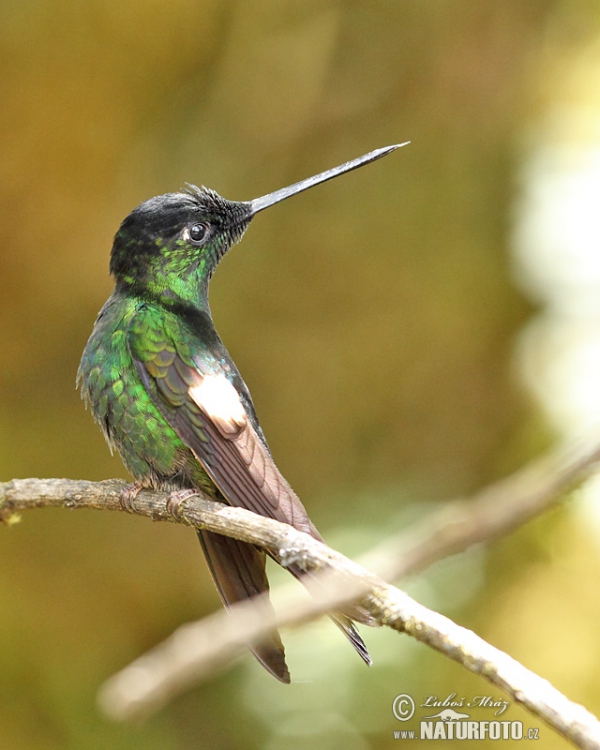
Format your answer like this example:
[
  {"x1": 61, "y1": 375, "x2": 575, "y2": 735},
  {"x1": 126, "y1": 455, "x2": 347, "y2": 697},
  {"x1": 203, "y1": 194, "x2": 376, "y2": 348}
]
[{"x1": 197, "y1": 529, "x2": 290, "y2": 683}]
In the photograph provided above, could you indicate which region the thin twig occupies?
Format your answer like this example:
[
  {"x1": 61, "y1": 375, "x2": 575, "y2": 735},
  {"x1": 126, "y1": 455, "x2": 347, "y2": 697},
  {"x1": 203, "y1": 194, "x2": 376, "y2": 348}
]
[{"x1": 363, "y1": 433, "x2": 600, "y2": 580}]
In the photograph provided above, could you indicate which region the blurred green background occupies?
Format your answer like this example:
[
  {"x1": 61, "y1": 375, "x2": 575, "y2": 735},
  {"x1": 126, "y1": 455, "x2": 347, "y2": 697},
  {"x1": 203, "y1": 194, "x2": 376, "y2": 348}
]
[{"x1": 3, "y1": 1, "x2": 600, "y2": 748}]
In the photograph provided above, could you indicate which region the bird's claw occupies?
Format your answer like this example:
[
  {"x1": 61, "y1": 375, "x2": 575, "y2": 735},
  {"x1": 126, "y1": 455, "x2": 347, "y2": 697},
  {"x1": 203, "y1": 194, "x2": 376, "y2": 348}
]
[
  {"x1": 119, "y1": 481, "x2": 144, "y2": 513},
  {"x1": 166, "y1": 489, "x2": 199, "y2": 520}
]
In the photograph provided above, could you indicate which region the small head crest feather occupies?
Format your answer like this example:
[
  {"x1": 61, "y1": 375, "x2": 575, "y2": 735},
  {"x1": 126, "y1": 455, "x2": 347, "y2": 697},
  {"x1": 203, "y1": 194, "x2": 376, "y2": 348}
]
[{"x1": 184, "y1": 184, "x2": 235, "y2": 215}]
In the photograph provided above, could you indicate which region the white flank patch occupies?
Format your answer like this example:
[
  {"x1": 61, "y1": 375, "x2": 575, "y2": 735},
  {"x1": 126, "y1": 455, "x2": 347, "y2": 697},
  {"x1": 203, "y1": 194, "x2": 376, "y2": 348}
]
[{"x1": 189, "y1": 374, "x2": 246, "y2": 435}]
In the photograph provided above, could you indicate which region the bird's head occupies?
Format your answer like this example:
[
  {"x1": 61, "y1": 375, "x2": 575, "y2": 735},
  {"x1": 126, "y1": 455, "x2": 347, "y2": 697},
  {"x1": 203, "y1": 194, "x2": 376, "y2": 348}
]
[
  {"x1": 109, "y1": 143, "x2": 407, "y2": 306},
  {"x1": 110, "y1": 187, "x2": 252, "y2": 301}
]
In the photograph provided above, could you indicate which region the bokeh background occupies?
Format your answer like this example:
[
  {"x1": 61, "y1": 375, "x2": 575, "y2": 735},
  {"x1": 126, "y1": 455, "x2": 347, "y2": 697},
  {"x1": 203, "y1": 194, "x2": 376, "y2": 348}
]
[{"x1": 3, "y1": 1, "x2": 600, "y2": 748}]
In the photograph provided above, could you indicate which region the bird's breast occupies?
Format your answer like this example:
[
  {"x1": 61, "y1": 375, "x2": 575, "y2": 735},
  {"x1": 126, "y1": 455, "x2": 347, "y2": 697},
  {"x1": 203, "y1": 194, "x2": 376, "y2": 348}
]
[{"x1": 78, "y1": 294, "x2": 209, "y2": 490}]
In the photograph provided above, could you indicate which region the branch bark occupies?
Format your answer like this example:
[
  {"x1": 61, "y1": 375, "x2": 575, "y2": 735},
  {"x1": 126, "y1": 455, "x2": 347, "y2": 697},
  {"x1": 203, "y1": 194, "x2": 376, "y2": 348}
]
[{"x1": 2, "y1": 433, "x2": 600, "y2": 749}]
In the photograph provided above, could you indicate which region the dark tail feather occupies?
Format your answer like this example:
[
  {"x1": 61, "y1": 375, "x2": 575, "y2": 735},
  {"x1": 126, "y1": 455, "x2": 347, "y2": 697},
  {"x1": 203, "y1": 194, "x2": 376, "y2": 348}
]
[
  {"x1": 198, "y1": 530, "x2": 373, "y2": 677},
  {"x1": 329, "y1": 613, "x2": 372, "y2": 666},
  {"x1": 197, "y1": 529, "x2": 290, "y2": 683}
]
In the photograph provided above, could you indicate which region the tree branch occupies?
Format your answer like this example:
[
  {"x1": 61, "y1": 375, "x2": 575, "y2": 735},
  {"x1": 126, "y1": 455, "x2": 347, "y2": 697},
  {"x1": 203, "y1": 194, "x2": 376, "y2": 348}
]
[
  {"x1": 2, "y1": 434, "x2": 600, "y2": 749},
  {"x1": 363, "y1": 433, "x2": 600, "y2": 581}
]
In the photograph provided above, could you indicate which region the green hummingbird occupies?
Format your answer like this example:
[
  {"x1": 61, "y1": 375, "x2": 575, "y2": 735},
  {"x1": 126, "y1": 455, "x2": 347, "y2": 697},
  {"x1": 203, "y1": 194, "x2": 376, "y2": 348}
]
[{"x1": 78, "y1": 144, "x2": 404, "y2": 682}]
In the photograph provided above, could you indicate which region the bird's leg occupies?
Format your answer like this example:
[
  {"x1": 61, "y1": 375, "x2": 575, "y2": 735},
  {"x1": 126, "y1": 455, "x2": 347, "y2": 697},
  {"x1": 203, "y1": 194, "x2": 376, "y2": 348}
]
[
  {"x1": 119, "y1": 481, "x2": 145, "y2": 513},
  {"x1": 166, "y1": 488, "x2": 200, "y2": 521}
]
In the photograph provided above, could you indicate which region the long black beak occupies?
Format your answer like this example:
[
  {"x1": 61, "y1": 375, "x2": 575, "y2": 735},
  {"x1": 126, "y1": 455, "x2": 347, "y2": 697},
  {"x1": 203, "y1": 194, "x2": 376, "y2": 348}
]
[{"x1": 248, "y1": 143, "x2": 409, "y2": 215}]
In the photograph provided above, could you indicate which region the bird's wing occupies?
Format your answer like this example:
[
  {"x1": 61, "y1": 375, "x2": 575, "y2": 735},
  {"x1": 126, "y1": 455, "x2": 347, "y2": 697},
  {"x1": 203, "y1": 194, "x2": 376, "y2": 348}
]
[{"x1": 127, "y1": 307, "x2": 318, "y2": 537}]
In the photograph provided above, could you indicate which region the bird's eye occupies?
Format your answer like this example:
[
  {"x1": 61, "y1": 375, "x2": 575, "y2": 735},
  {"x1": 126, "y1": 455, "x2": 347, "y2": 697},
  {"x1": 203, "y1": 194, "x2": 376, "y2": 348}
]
[{"x1": 188, "y1": 223, "x2": 209, "y2": 244}]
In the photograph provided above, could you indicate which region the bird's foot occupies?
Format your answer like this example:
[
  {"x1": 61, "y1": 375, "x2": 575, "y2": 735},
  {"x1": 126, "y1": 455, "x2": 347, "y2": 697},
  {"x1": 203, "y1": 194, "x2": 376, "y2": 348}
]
[
  {"x1": 166, "y1": 489, "x2": 199, "y2": 521},
  {"x1": 119, "y1": 481, "x2": 144, "y2": 513}
]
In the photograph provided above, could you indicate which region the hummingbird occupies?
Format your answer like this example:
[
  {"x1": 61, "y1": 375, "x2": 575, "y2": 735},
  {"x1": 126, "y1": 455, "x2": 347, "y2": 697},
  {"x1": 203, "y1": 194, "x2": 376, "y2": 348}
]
[{"x1": 78, "y1": 144, "x2": 404, "y2": 682}]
